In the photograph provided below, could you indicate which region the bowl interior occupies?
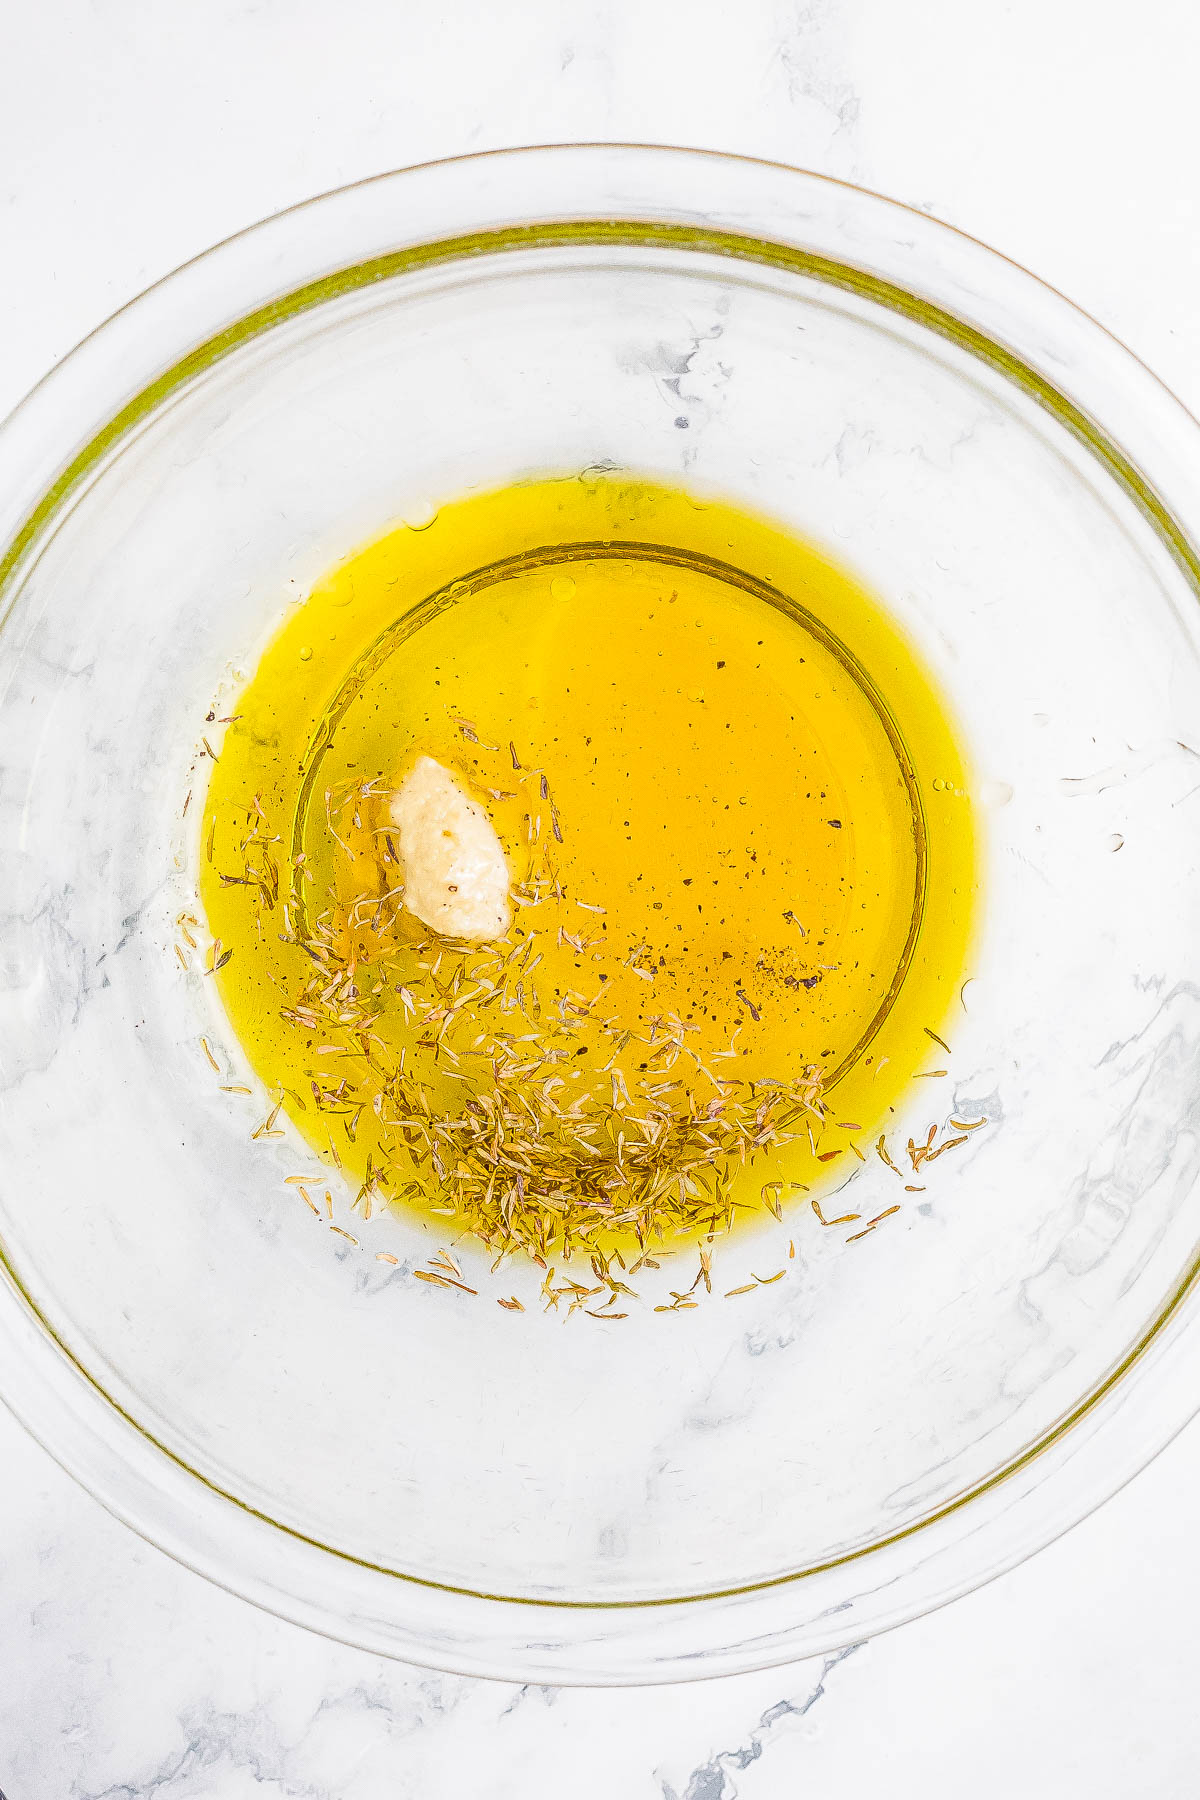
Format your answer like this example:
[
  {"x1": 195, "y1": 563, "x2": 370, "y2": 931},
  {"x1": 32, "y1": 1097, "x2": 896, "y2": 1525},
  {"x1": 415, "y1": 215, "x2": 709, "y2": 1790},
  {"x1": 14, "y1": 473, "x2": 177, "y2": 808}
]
[{"x1": 3, "y1": 226, "x2": 1200, "y2": 1607}]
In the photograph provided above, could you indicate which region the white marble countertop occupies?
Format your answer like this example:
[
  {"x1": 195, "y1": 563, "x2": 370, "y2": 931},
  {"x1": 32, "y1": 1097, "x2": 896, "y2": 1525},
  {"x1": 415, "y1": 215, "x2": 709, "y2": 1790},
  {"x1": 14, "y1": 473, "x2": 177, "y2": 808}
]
[{"x1": 3, "y1": 1, "x2": 1200, "y2": 1793}]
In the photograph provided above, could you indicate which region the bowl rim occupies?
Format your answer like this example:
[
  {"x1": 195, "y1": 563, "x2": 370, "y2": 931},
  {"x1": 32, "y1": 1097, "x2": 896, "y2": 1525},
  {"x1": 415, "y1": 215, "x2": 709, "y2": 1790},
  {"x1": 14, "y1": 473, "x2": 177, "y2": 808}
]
[{"x1": 2, "y1": 141, "x2": 1200, "y2": 1683}]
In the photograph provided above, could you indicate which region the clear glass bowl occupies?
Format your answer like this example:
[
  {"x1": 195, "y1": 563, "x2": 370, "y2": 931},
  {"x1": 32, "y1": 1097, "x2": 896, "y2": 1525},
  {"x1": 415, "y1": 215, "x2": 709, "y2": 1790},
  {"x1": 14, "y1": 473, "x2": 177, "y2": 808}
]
[{"x1": 3, "y1": 145, "x2": 1200, "y2": 1685}]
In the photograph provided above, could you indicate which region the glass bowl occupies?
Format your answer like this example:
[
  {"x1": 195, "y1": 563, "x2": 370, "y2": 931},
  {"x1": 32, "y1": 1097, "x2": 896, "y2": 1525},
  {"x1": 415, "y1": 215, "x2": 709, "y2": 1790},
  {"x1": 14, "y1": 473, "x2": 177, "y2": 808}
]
[{"x1": 2, "y1": 145, "x2": 1200, "y2": 1685}]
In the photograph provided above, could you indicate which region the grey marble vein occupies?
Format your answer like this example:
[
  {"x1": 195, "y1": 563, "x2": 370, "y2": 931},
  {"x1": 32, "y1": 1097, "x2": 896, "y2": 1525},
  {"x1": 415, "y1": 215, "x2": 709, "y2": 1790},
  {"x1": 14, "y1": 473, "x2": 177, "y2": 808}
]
[{"x1": 659, "y1": 1647, "x2": 859, "y2": 1800}]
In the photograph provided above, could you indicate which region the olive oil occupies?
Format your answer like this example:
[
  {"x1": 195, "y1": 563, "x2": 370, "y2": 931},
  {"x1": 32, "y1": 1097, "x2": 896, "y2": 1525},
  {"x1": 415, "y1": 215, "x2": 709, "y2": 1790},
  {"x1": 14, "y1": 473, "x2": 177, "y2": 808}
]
[{"x1": 200, "y1": 474, "x2": 976, "y2": 1254}]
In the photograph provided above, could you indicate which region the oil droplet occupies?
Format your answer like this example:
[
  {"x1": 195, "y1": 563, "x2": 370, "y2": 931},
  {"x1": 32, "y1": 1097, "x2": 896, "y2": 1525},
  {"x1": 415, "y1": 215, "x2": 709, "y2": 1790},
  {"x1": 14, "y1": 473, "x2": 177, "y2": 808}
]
[
  {"x1": 979, "y1": 779, "x2": 1013, "y2": 809},
  {"x1": 298, "y1": 646, "x2": 313, "y2": 662},
  {"x1": 402, "y1": 497, "x2": 439, "y2": 531},
  {"x1": 1108, "y1": 832, "x2": 1125, "y2": 852},
  {"x1": 551, "y1": 576, "x2": 576, "y2": 601},
  {"x1": 932, "y1": 777, "x2": 944, "y2": 792}
]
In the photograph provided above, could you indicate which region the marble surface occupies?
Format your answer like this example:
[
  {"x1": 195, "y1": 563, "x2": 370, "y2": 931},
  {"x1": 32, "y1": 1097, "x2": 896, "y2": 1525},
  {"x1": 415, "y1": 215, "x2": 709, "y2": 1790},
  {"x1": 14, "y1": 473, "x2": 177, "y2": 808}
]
[{"x1": 3, "y1": 0, "x2": 1200, "y2": 1792}]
